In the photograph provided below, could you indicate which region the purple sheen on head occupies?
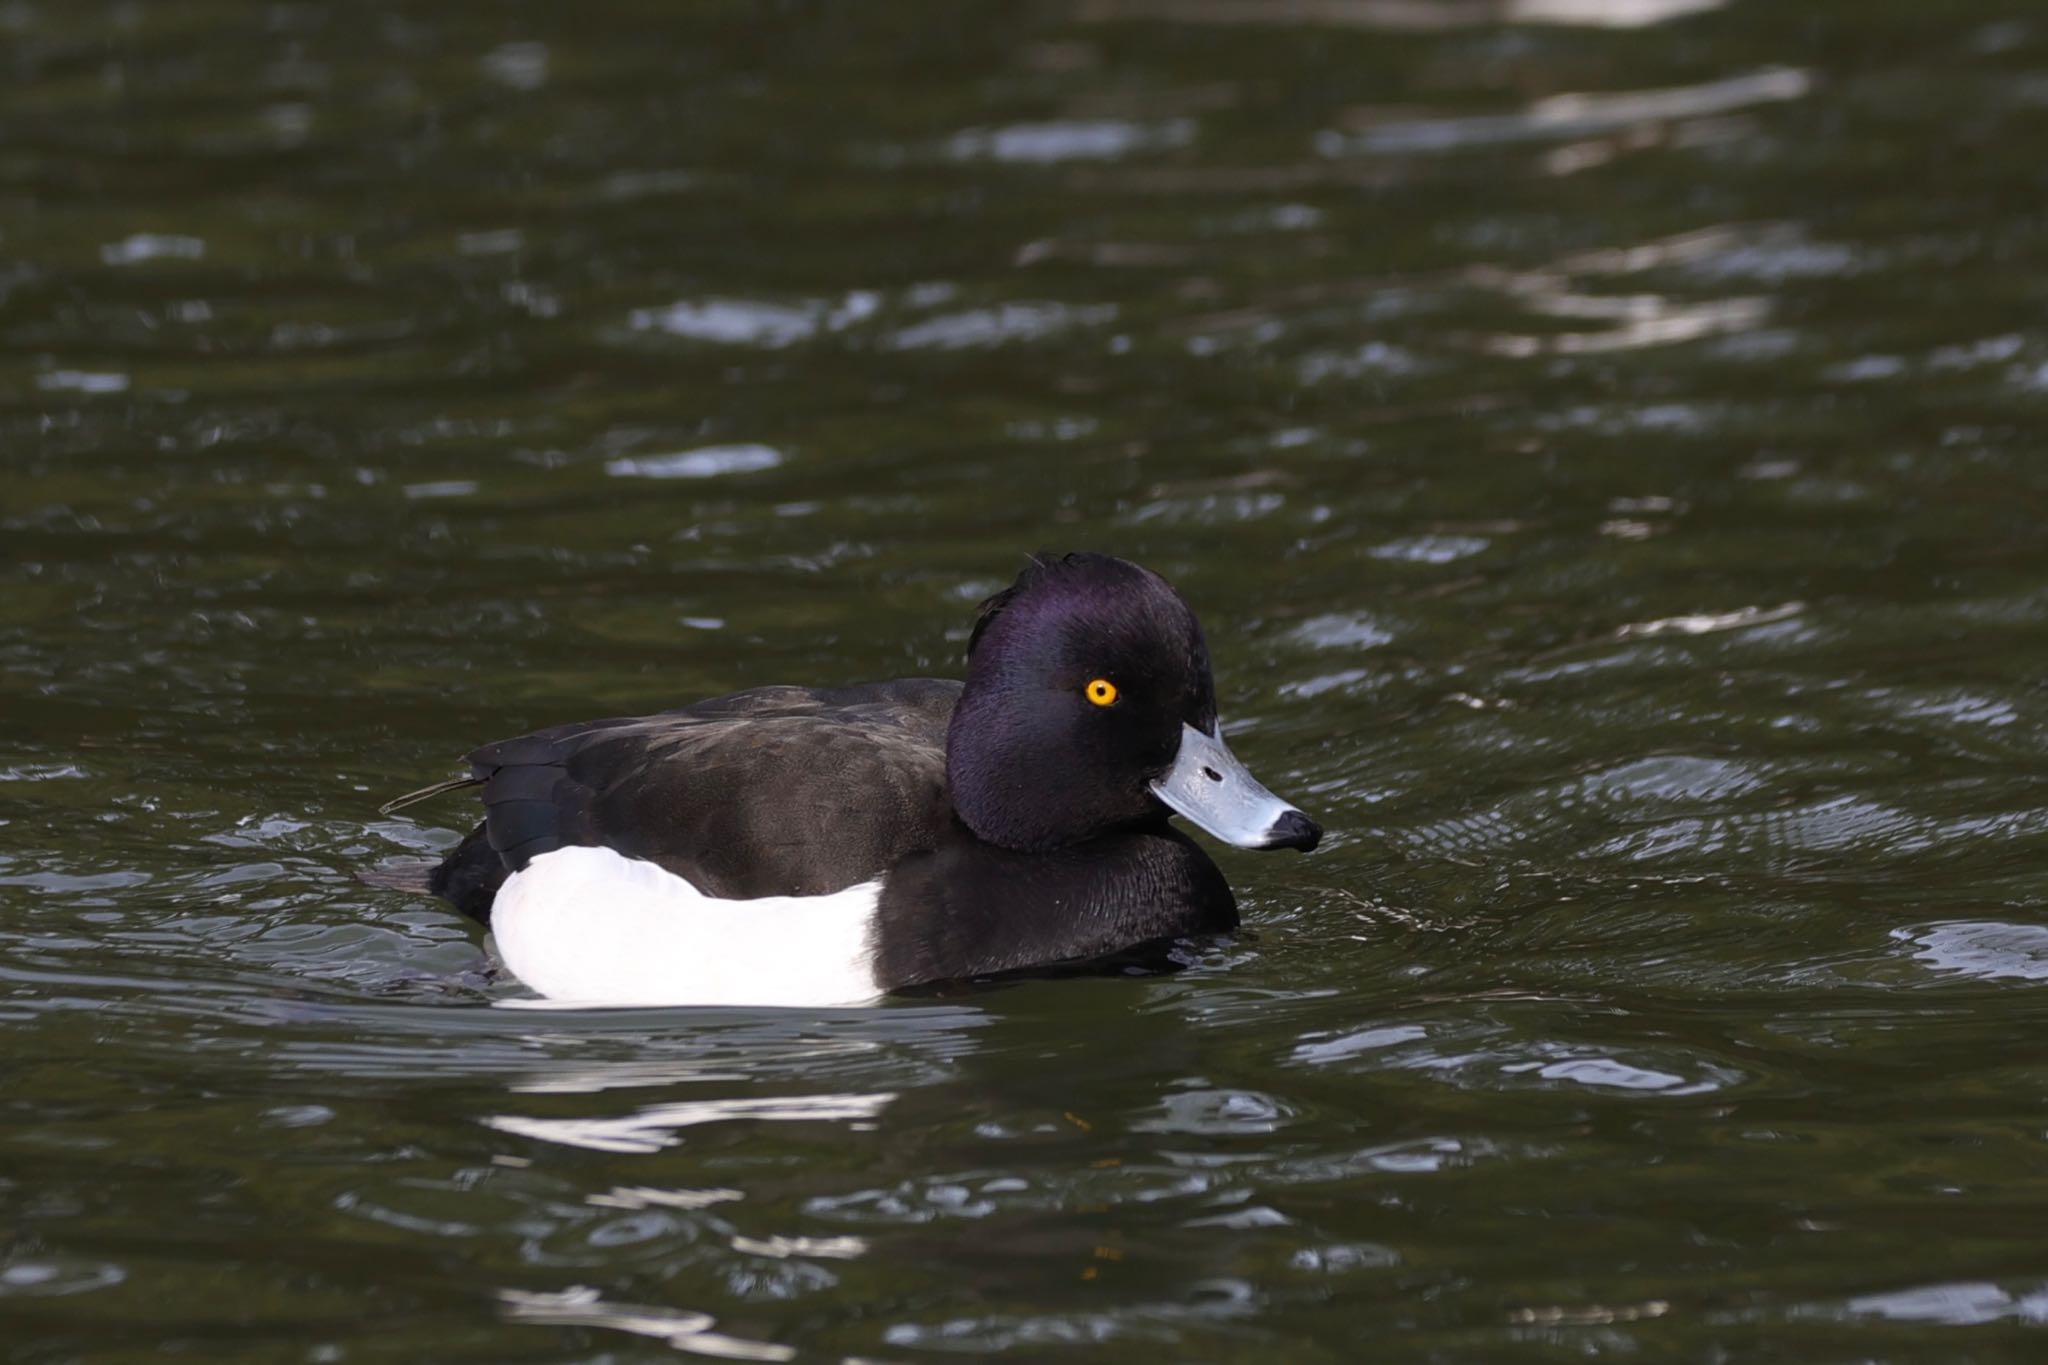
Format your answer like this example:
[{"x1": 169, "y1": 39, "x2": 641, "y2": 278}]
[
  {"x1": 969, "y1": 552, "x2": 1168, "y2": 654},
  {"x1": 968, "y1": 553, "x2": 1216, "y2": 719},
  {"x1": 946, "y1": 553, "x2": 1221, "y2": 851}
]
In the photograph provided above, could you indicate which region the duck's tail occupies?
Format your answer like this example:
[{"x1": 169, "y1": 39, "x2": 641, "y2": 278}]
[
  {"x1": 360, "y1": 773, "x2": 473, "y2": 898},
  {"x1": 362, "y1": 774, "x2": 506, "y2": 922},
  {"x1": 357, "y1": 825, "x2": 506, "y2": 925}
]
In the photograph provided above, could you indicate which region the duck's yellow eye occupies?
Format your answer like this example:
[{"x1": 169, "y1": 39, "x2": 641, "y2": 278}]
[{"x1": 1085, "y1": 678, "x2": 1119, "y2": 707}]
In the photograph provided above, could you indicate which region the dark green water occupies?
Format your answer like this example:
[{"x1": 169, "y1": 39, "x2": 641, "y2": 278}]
[{"x1": 6, "y1": 0, "x2": 2048, "y2": 1359}]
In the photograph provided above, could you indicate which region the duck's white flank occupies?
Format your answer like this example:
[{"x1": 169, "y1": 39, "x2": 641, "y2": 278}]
[{"x1": 490, "y1": 845, "x2": 883, "y2": 1007}]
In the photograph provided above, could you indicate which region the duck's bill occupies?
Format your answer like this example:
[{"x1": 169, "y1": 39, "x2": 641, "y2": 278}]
[{"x1": 1150, "y1": 723, "x2": 1322, "y2": 852}]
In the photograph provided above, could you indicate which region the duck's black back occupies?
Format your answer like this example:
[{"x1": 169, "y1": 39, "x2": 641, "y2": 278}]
[{"x1": 428, "y1": 678, "x2": 961, "y2": 920}]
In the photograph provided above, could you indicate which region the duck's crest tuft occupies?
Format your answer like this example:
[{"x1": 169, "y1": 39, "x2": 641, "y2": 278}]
[{"x1": 968, "y1": 551, "x2": 1127, "y2": 658}]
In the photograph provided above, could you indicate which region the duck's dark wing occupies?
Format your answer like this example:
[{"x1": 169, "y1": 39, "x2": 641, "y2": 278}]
[{"x1": 401, "y1": 679, "x2": 961, "y2": 921}]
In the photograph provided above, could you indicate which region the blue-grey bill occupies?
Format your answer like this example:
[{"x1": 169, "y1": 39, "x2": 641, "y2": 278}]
[{"x1": 1150, "y1": 723, "x2": 1321, "y2": 851}]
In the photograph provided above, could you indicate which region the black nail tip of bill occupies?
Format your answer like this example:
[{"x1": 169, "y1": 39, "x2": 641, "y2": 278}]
[{"x1": 1265, "y1": 810, "x2": 1323, "y2": 852}]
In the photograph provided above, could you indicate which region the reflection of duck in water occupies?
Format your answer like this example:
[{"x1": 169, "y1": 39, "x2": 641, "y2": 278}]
[{"x1": 365, "y1": 553, "x2": 1320, "y2": 1007}]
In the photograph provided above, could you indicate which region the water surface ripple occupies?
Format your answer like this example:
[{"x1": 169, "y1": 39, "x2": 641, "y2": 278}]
[{"x1": 4, "y1": 1, "x2": 2046, "y2": 1359}]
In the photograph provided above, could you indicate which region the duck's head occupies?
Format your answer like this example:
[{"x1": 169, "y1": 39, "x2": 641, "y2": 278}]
[{"x1": 946, "y1": 552, "x2": 1323, "y2": 855}]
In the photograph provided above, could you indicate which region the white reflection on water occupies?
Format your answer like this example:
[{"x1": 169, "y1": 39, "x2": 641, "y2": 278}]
[
  {"x1": 1325, "y1": 67, "x2": 1809, "y2": 155},
  {"x1": 604, "y1": 444, "x2": 784, "y2": 480},
  {"x1": 486, "y1": 1091, "x2": 896, "y2": 1154},
  {"x1": 1896, "y1": 921, "x2": 2048, "y2": 982},
  {"x1": 1506, "y1": 1056, "x2": 1691, "y2": 1091},
  {"x1": 628, "y1": 292, "x2": 879, "y2": 346},
  {"x1": 1461, "y1": 225, "x2": 1839, "y2": 356},
  {"x1": 885, "y1": 301, "x2": 1118, "y2": 349},
  {"x1": 1508, "y1": 0, "x2": 1721, "y2": 24},
  {"x1": 501, "y1": 1285, "x2": 796, "y2": 1361},
  {"x1": 1615, "y1": 602, "x2": 1804, "y2": 640},
  {"x1": 587, "y1": 1186, "x2": 743, "y2": 1211},
  {"x1": 1076, "y1": 0, "x2": 1724, "y2": 31},
  {"x1": 1291, "y1": 1023, "x2": 1428, "y2": 1065},
  {"x1": 1487, "y1": 295, "x2": 1769, "y2": 355},
  {"x1": 402, "y1": 480, "x2": 479, "y2": 500},
  {"x1": 946, "y1": 118, "x2": 1194, "y2": 163},
  {"x1": 1840, "y1": 1280, "x2": 2048, "y2": 1326},
  {"x1": 0, "y1": 1257, "x2": 127, "y2": 1298},
  {"x1": 728, "y1": 1232, "x2": 868, "y2": 1260},
  {"x1": 630, "y1": 298, "x2": 820, "y2": 346},
  {"x1": 35, "y1": 370, "x2": 130, "y2": 394},
  {"x1": 1509, "y1": 1297, "x2": 1671, "y2": 1325},
  {"x1": 0, "y1": 765, "x2": 89, "y2": 782},
  {"x1": 480, "y1": 41, "x2": 549, "y2": 91},
  {"x1": 1551, "y1": 224, "x2": 1762, "y2": 275},
  {"x1": 100, "y1": 232, "x2": 204, "y2": 265},
  {"x1": 1134, "y1": 1087, "x2": 1295, "y2": 1136},
  {"x1": 1369, "y1": 534, "x2": 1489, "y2": 564},
  {"x1": 1290, "y1": 612, "x2": 1395, "y2": 650}
]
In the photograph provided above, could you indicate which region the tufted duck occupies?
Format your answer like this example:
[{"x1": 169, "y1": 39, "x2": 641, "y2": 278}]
[{"x1": 363, "y1": 552, "x2": 1321, "y2": 1006}]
